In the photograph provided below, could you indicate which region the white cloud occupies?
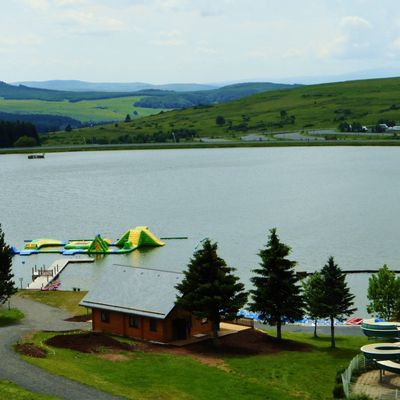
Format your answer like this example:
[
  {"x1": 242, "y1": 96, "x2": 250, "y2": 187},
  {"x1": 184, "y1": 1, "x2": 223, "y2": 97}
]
[
  {"x1": 341, "y1": 15, "x2": 372, "y2": 28},
  {"x1": 318, "y1": 16, "x2": 376, "y2": 59},
  {"x1": 0, "y1": 34, "x2": 42, "y2": 47}
]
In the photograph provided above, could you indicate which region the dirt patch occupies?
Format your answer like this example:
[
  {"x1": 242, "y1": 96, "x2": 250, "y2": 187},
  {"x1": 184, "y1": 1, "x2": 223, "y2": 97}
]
[
  {"x1": 15, "y1": 343, "x2": 47, "y2": 358},
  {"x1": 64, "y1": 315, "x2": 91, "y2": 322},
  {"x1": 45, "y1": 329, "x2": 311, "y2": 371},
  {"x1": 186, "y1": 329, "x2": 312, "y2": 356},
  {"x1": 97, "y1": 353, "x2": 131, "y2": 362},
  {"x1": 46, "y1": 332, "x2": 135, "y2": 353}
]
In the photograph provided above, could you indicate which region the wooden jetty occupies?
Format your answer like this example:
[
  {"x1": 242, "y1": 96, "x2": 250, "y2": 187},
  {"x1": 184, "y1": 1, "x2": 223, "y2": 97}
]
[
  {"x1": 27, "y1": 153, "x2": 45, "y2": 159},
  {"x1": 27, "y1": 257, "x2": 94, "y2": 290}
]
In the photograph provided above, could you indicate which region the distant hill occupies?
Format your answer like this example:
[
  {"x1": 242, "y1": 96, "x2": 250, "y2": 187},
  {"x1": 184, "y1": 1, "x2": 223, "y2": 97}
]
[
  {"x1": 14, "y1": 80, "x2": 218, "y2": 92},
  {"x1": 133, "y1": 82, "x2": 301, "y2": 108},
  {"x1": 0, "y1": 81, "x2": 145, "y2": 101},
  {"x1": 46, "y1": 77, "x2": 400, "y2": 145}
]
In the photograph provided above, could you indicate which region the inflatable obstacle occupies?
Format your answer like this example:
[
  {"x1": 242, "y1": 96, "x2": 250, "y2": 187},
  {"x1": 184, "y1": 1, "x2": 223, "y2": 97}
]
[{"x1": 16, "y1": 226, "x2": 165, "y2": 256}]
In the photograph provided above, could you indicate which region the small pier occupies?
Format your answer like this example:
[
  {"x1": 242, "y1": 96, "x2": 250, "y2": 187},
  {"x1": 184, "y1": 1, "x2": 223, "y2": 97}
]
[
  {"x1": 28, "y1": 153, "x2": 45, "y2": 159},
  {"x1": 27, "y1": 257, "x2": 94, "y2": 290}
]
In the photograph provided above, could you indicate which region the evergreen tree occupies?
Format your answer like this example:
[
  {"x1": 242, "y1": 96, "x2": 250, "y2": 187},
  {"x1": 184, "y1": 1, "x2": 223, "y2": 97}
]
[
  {"x1": 0, "y1": 224, "x2": 16, "y2": 304},
  {"x1": 125, "y1": 114, "x2": 131, "y2": 122},
  {"x1": 320, "y1": 256, "x2": 356, "y2": 348},
  {"x1": 175, "y1": 239, "x2": 247, "y2": 344},
  {"x1": 303, "y1": 272, "x2": 325, "y2": 337},
  {"x1": 249, "y1": 228, "x2": 304, "y2": 339},
  {"x1": 367, "y1": 265, "x2": 400, "y2": 321}
]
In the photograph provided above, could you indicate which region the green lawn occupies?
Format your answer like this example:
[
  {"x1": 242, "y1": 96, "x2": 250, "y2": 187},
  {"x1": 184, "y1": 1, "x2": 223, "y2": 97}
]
[
  {"x1": 0, "y1": 381, "x2": 57, "y2": 400},
  {"x1": 17, "y1": 290, "x2": 87, "y2": 317},
  {"x1": 0, "y1": 308, "x2": 24, "y2": 327},
  {"x1": 21, "y1": 330, "x2": 369, "y2": 400},
  {"x1": 0, "y1": 97, "x2": 164, "y2": 123}
]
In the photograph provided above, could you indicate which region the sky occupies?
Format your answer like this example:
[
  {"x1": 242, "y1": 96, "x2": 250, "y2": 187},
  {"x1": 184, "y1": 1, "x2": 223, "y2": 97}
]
[{"x1": 1, "y1": 0, "x2": 400, "y2": 84}]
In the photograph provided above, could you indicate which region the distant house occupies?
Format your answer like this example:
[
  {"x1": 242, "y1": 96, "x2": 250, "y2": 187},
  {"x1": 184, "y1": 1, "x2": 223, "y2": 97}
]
[{"x1": 80, "y1": 265, "x2": 212, "y2": 342}]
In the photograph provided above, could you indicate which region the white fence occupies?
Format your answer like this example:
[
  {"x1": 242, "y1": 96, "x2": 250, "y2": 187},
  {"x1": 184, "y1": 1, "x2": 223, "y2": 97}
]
[
  {"x1": 342, "y1": 353, "x2": 369, "y2": 398},
  {"x1": 342, "y1": 354, "x2": 400, "y2": 399}
]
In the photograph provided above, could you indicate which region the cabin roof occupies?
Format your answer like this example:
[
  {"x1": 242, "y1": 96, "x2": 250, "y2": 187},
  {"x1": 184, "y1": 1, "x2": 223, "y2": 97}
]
[{"x1": 80, "y1": 264, "x2": 183, "y2": 319}]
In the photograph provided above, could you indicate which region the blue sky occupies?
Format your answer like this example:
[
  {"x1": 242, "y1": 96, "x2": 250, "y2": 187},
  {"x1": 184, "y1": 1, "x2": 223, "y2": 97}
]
[{"x1": 1, "y1": 0, "x2": 399, "y2": 83}]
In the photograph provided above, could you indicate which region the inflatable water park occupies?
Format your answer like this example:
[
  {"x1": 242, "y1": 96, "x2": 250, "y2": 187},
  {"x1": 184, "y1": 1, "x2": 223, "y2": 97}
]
[{"x1": 13, "y1": 226, "x2": 165, "y2": 256}]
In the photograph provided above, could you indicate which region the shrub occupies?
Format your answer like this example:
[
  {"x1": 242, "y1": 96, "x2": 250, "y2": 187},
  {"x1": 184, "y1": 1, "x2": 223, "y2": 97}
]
[{"x1": 333, "y1": 383, "x2": 345, "y2": 398}]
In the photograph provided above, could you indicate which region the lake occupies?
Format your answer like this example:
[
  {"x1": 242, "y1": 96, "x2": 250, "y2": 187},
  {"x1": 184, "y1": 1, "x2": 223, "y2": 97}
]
[{"x1": 2, "y1": 147, "x2": 400, "y2": 317}]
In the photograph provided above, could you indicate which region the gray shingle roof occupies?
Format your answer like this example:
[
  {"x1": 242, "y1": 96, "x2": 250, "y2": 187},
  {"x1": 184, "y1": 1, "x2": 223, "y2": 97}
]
[{"x1": 80, "y1": 265, "x2": 183, "y2": 319}]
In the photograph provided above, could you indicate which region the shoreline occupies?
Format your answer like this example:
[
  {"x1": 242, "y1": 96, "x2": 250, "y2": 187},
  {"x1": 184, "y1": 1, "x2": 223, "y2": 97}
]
[{"x1": 3, "y1": 139, "x2": 400, "y2": 155}]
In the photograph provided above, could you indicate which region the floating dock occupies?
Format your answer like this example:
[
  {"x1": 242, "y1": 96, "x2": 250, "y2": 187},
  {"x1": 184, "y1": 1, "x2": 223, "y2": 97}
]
[{"x1": 27, "y1": 257, "x2": 94, "y2": 290}]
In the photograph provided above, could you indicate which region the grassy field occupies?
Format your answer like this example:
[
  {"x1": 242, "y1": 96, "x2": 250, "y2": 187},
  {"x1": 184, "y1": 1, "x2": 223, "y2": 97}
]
[
  {"x1": 21, "y1": 330, "x2": 369, "y2": 400},
  {"x1": 0, "y1": 308, "x2": 24, "y2": 327},
  {"x1": 13, "y1": 291, "x2": 368, "y2": 399},
  {"x1": 0, "y1": 381, "x2": 57, "y2": 400},
  {"x1": 0, "y1": 97, "x2": 165, "y2": 123},
  {"x1": 17, "y1": 290, "x2": 87, "y2": 317},
  {"x1": 44, "y1": 76, "x2": 400, "y2": 145}
]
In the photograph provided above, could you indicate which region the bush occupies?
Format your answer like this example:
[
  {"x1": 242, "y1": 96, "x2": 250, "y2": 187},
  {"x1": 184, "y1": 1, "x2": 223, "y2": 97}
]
[
  {"x1": 333, "y1": 383, "x2": 345, "y2": 398},
  {"x1": 335, "y1": 367, "x2": 346, "y2": 384},
  {"x1": 215, "y1": 115, "x2": 225, "y2": 126}
]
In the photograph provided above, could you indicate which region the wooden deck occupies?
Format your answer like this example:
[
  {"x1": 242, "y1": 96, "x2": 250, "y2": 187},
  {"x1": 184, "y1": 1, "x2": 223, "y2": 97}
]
[
  {"x1": 170, "y1": 322, "x2": 251, "y2": 346},
  {"x1": 27, "y1": 258, "x2": 94, "y2": 290}
]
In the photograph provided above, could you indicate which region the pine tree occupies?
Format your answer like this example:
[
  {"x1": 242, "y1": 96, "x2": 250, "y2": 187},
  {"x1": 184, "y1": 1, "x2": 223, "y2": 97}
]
[
  {"x1": 249, "y1": 228, "x2": 304, "y2": 340},
  {"x1": 303, "y1": 272, "x2": 325, "y2": 337},
  {"x1": 175, "y1": 239, "x2": 247, "y2": 344},
  {"x1": 0, "y1": 224, "x2": 17, "y2": 304},
  {"x1": 320, "y1": 256, "x2": 356, "y2": 348}
]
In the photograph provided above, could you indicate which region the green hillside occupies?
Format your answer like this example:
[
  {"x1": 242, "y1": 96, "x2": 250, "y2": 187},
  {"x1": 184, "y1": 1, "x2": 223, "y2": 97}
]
[
  {"x1": 44, "y1": 77, "x2": 400, "y2": 145},
  {"x1": 0, "y1": 96, "x2": 164, "y2": 123},
  {"x1": 0, "y1": 81, "x2": 298, "y2": 132}
]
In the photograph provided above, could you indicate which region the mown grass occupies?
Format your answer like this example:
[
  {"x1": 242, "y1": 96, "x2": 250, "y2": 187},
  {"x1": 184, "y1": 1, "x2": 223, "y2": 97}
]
[
  {"x1": 0, "y1": 380, "x2": 57, "y2": 400},
  {"x1": 0, "y1": 308, "x2": 24, "y2": 327},
  {"x1": 46, "y1": 76, "x2": 400, "y2": 145},
  {"x1": 17, "y1": 290, "x2": 87, "y2": 317},
  {"x1": 22, "y1": 330, "x2": 369, "y2": 400},
  {"x1": 0, "y1": 96, "x2": 164, "y2": 123}
]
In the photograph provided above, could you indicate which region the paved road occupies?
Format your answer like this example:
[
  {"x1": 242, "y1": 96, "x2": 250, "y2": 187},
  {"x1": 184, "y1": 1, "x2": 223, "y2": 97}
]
[{"x1": 0, "y1": 296, "x2": 124, "y2": 400}]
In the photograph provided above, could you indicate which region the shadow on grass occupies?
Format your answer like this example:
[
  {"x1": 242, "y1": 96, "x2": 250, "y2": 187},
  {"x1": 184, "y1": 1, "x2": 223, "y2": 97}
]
[{"x1": 0, "y1": 308, "x2": 24, "y2": 327}]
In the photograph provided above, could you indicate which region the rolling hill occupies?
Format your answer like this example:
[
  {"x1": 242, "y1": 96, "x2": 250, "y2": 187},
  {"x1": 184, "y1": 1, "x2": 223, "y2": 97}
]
[
  {"x1": 15, "y1": 80, "x2": 218, "y2": 92},
  {"x1": 0, "y1": 81, "x2": 300, "y2": 132},
  {"x1": 44, "y1": 77, "x2": 400, "y2": 145}
]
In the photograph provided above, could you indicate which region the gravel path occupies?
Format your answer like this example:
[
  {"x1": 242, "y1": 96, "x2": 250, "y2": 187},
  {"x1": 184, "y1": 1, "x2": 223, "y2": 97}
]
[{"x1": 0, "y1": 296, "x2": 124, "y2": 400}]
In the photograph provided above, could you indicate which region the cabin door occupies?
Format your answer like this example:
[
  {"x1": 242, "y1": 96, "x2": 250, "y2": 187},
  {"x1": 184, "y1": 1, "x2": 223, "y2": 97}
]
[{"x1": 172, "y1": 318, "x2": 187, "y2": 340}]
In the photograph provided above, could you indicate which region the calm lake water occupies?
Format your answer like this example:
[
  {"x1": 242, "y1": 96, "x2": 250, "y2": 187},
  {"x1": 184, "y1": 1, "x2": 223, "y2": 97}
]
[{"x1": 2, "y1": 147, "x2": 400, "y2": 317}]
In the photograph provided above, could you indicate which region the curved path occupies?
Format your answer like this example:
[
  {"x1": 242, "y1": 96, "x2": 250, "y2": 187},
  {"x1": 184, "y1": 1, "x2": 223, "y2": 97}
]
[{"x1": 0, "y1": 296, "x2": 124, "y2": 400}]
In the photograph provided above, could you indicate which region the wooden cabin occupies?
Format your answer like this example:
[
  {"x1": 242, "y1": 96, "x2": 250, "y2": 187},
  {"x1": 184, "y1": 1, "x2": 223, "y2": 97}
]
[{"x1": 80, "y1": 265, "x2": 212, "y2": 342}]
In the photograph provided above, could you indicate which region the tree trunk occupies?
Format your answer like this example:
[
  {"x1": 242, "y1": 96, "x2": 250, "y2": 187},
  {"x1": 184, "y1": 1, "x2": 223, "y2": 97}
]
[
  {"x1": 277, "y1": 319, "x2": 282, "y2": 340},
  {"x1": 330, "y1": 315, "x2": 335, "y2": 348},
  {"x1": 313, "y1": 319, "x2": 318, "y2": 338},
  {"x1": 212, "y1": 318, "x2": 220, "y2": 346}
]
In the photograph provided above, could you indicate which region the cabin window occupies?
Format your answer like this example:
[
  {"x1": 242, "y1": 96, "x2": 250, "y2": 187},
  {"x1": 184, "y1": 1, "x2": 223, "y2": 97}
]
[
  {"x1": 129, "y1": 316, "x2": 139, "y2": 328},
  {"x1": 101, "y1": 311, "x2": 109, "y2": 323},
  {"x1": 201, "y1": 317, "x2": 208, "y2": 325},
  {"x1": 149, "y1": 319, "x2": 157, "y2": 332}
]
